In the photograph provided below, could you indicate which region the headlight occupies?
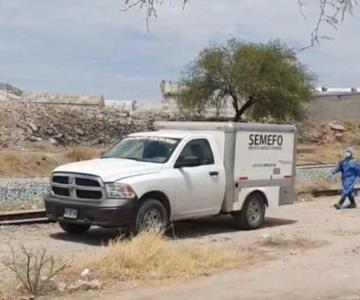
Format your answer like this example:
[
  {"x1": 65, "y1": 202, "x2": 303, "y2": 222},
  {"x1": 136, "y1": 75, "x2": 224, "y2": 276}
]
[{"x1": 105, "y1": 182, "x2": 136, "y2": 199}]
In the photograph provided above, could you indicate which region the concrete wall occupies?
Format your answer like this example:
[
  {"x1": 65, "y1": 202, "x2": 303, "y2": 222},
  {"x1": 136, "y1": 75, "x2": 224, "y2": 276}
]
[{"x1": 308, "y1": 93, "x2": 360, "y2": 121}]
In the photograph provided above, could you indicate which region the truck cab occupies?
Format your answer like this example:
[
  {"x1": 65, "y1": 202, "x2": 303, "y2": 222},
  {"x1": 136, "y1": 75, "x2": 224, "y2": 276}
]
[{"x1": 44, "y1": 122, "x2": 296, "y2": 235}]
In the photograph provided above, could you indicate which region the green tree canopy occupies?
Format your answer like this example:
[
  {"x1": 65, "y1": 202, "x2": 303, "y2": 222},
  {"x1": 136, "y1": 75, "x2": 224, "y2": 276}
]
[{"x1": 177, "y1": 40, "x2": 315, "y2": 122}]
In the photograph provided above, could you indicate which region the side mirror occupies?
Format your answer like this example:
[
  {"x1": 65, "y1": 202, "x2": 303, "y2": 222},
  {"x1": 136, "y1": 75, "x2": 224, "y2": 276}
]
[{"x1": 175, "y1": 155, "x2": 201, "y2": 168}]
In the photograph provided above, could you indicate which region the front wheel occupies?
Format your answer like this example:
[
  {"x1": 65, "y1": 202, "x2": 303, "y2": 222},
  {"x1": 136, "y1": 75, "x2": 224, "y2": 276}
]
[
  {"x1": 59, "y1": 221, "x2": 91, "y2": 235},
  {"x1": 130, "y1": 199, "x2": 169, "y2": 235},
  {"x1": 232, "y1": 193, "x2": 266, "y2": 230}
]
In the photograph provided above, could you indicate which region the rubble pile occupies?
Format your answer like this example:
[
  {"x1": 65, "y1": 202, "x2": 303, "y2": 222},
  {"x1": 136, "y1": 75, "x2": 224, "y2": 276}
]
[
  {"x1": 298, "y1": 121, "x2": 360, "y2": 146},
  {"x1": 0, "y1": 101, "x2": 172, "y2": 147}
]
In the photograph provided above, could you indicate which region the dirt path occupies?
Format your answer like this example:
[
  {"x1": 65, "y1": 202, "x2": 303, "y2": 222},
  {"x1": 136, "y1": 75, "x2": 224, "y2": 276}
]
[{"x1": 2, "y1": 197, "x2": 360, "y2": 300}]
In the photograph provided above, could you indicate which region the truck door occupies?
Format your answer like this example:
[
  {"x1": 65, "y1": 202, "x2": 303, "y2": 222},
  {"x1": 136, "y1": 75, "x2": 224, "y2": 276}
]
[{"x1": 173, "y1": 138, "x2": 225, "y2": 218}]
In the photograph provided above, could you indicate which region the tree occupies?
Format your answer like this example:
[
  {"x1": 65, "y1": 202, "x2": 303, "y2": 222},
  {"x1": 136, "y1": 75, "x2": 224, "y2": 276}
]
[
  {"x1": 122, "y1": 0, "x2": 358, "y2": 46},
  {"x1": 176, "y1": 39, "x2": 314, "y2": 122}
]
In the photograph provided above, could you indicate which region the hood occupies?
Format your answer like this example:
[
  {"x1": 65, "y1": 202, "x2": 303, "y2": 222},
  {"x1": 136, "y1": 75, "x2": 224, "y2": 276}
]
[{"x1": 53, "y1": 158, "x2": 163, "y2": 182}]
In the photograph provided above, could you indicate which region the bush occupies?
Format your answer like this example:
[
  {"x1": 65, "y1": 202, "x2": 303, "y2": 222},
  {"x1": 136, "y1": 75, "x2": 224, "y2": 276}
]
[{"x1": 0, "y1": 245, "x2": 68, "y2": 296}]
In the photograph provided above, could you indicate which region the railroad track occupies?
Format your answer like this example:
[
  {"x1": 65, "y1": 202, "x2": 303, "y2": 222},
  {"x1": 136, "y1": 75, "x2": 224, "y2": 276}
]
[
  {"x1": 0, "y1": 189, "x2": 349, "y2": 226},
  {"x1": 0, "y1": 209, "x2": 51, "y2": 226},
  {"x1": 296, "y1": 163, "x2": 335, "y2": 169}
]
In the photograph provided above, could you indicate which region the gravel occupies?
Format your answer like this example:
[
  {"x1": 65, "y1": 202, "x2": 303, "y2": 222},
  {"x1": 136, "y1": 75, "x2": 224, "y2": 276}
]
[
  {"x1": 0, "y1": 177, "x2": 49, "y2": 202},
  {"x1": 296, "y1": 165, "x2": 335, "y2": 178}
]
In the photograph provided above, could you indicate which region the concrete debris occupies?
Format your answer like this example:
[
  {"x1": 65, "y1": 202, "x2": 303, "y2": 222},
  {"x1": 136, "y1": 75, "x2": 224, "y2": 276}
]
[
  {"x1": 80, "y1": 268, "x2": 91, "y2": 278},
  {"x1": 57, "y1": 282, "x2": 66, "y2": 292},
  {"x1": 0, "y1": 100, "x2": 174, "y2": 148},
  {"x1": 47, "y1": 137, "x2": 58, "y2": 145},
  {"x1": 329, "y1": 121, "x2": 345, "y2": 131},
  {"x1": 298, "y1": 121, "x2": 358, "y2": 146},
  {"x1": 28, "y1": 122, "x2": 38, "y2": 132},
  {"x1": 18, "y1": 295, "x2": 35, "y2": 300}
]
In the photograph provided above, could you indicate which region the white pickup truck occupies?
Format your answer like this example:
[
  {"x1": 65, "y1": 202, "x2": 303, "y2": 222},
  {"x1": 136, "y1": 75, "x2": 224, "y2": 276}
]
[{"x1": 44, "y1": 122, "x2": 296, "y2": 235}]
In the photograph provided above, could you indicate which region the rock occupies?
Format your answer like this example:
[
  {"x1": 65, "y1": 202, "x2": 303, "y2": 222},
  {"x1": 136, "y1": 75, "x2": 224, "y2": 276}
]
[
  {"x1": 18, "y1": 295, "x2": 35, "y2": 300},
  {"x1": 329, "y1": 121, "x2": 345, "y2": 131},
  {"x1": 335, "y1": 132, "x2": 344, "y2": 141},
  {"x1": 57, "y1": 281, "x2": 66, "y2": 292},
  {"x1": 260, "y1": 233, "x2": 270, "y2": 239},
  {"x1": 0, "y1": 100, "x2": 172, "y2": 148},
  {"x1": 75, "y1": 128, "x2": 84, "y2": 135},
  {"x1": 68, "y1": 279, "x2": 102, "y2": 292},
  {"x1": 29, "y1": 135, "x2": 43, "y2": 142},
  {"x1": 28, "y1": 121, "x2": 38, "y2": 132},
  {"x1": 48, "y1": 137, "x2": 58, "y2": 145},
  {"x1": 81, "y1": 268, "x2": 91, "y2": 278}
]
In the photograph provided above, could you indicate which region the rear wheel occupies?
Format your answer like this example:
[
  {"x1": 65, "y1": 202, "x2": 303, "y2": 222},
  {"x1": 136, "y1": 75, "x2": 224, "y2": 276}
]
[
  {"x1": 232, "y1": 193, "x2": 266, "y2": 230},
  {"x1": 59, "y1": 221, "x2": 91, "y2": 235},
  {"x1": 130, "y1": 199, "x2": 168, "y2": 235}
]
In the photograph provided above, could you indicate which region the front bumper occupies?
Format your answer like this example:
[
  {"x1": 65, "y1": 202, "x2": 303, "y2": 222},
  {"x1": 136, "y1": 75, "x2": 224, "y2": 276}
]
[{"x1": 44, "y1": 194, "x2": 137, "y2": 228}]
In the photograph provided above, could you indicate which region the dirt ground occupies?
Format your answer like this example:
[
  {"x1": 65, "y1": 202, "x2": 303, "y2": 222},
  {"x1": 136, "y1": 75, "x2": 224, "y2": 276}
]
[{"x1": 1, "y1": 196, "x2": 360, "y2": 299}]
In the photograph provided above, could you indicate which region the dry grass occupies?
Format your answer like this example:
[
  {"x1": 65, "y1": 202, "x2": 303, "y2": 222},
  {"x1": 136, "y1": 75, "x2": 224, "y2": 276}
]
[
  {"x1": 0, "y1": 146, "x2": 103, "y2": 177},
  {"x1": 297, "y1": 120, "x2": 360, "y2": 164},
  {"x1": 257, "y1": 232, "x2": 321, "y2": 250},
  {"x1": 0, "y1": 150, "x2": 59, "y2": 177},
  {"x1": 64, "y1": 146, "x2": 102, "y2": 162},
  {"x1": 68, "y1": 233, "x2": 255, "y2": 282},
  {"x1": 332, "y1": 228, "x2": 360, "y2": 237},
  {"x1": 0, "y1": 200, "x2": 44, "y2": 213},
  {"x1": 0, "y1": 282, "x2": 15, "y2": 300}
]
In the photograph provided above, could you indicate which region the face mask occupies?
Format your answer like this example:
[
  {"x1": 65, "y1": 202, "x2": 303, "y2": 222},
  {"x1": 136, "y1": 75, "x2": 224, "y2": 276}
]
[{"x1": 344, "y1": 152, "x2": 352, "y2": 159}]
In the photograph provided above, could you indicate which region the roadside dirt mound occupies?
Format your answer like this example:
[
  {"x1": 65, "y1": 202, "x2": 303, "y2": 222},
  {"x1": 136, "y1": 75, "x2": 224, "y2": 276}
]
[
  {"x1": 298, "y1": 120, "x2": 360, "y2": 146},
  {"x1": 0, "y1": 101, "x2": 169, "y2": 148},
  {"x1": 297, "y1": 121, "x2": 360, "y2": 164}
]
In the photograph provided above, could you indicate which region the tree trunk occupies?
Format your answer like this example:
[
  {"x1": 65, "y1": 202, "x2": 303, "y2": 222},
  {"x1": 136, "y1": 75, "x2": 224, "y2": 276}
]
[
  {"x1": 233, "y1": 96, "x2": 256, "y2": 122},
  {"x1": 229, "y1": 88, "x2": 241, "y2": 122}
]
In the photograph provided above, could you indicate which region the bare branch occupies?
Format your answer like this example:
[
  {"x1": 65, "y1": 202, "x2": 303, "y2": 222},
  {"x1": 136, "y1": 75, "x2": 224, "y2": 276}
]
[
  {"x1": 122, "y1": 0, "x2": 358, "y2": 45},
  {"x1": 121, "y1": 0, "x2": 188, "y2": 31},
  {"x1": 0, "y1": 244, "x2": 69, "y2": 296},
  {"x1": 297, "y1": 0, "x2": 306, "y2": 19},
  {"x1": 301, "y1": 0, "x2": 359, "y2": 49}
]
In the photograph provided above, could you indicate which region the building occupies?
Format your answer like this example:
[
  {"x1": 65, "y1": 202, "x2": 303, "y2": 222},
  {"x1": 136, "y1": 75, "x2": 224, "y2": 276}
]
[{"x1": 309, "y1": 87, "x2": 360, "y2": 121}]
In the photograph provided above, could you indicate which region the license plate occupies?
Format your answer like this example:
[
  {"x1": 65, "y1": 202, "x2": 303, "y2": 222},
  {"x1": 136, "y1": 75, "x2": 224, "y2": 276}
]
[{"x1": 64, "y1": 208, "x2": 78, "y2": 219}]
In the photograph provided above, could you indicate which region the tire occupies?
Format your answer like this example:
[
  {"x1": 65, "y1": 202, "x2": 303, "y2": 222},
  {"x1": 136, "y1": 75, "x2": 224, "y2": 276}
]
[
  {"x1": 59, "y1": 221, "x2": 91, "y2": 235},
  {"x1": 232, "y1": 193, "x2": 266, "y2": 230},
  {"x1": 130, "y1": 199, "x2": 169, "y2": 235}
]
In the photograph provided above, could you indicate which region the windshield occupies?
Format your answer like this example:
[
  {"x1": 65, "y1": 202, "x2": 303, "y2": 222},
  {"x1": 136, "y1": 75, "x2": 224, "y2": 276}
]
[{"x1": 103, "y1": 136, "x2": 180, "y2": 163}]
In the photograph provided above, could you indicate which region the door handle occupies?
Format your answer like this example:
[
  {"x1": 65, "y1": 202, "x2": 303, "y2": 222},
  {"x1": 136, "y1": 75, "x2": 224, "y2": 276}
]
[{"x1": 209, "y1": 171, "x2": 219, "y2": 176}]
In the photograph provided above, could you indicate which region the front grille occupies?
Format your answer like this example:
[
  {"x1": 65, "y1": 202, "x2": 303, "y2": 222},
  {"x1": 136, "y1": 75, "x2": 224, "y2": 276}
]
[
  {"x1": 53, "y1": 176, "x2": 69, "y2": 184},
  {"x1": 51, "y1": 173, "x2": 104, "y2": 200},
  {"x1": 75, "y1": 178, "x2": 100, "y2": 187},
  {"x1": 52, "y1": 186, "x2": 70, "y2": 197},
  {"x1": 76, "y1": 190, "x2": 102, "y2": 199}
]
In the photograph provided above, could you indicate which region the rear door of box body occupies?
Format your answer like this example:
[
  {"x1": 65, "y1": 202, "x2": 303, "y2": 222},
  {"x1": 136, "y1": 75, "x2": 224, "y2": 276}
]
[{"x1": 233, "y1": 129, "x2": 295, "y2": 208}]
